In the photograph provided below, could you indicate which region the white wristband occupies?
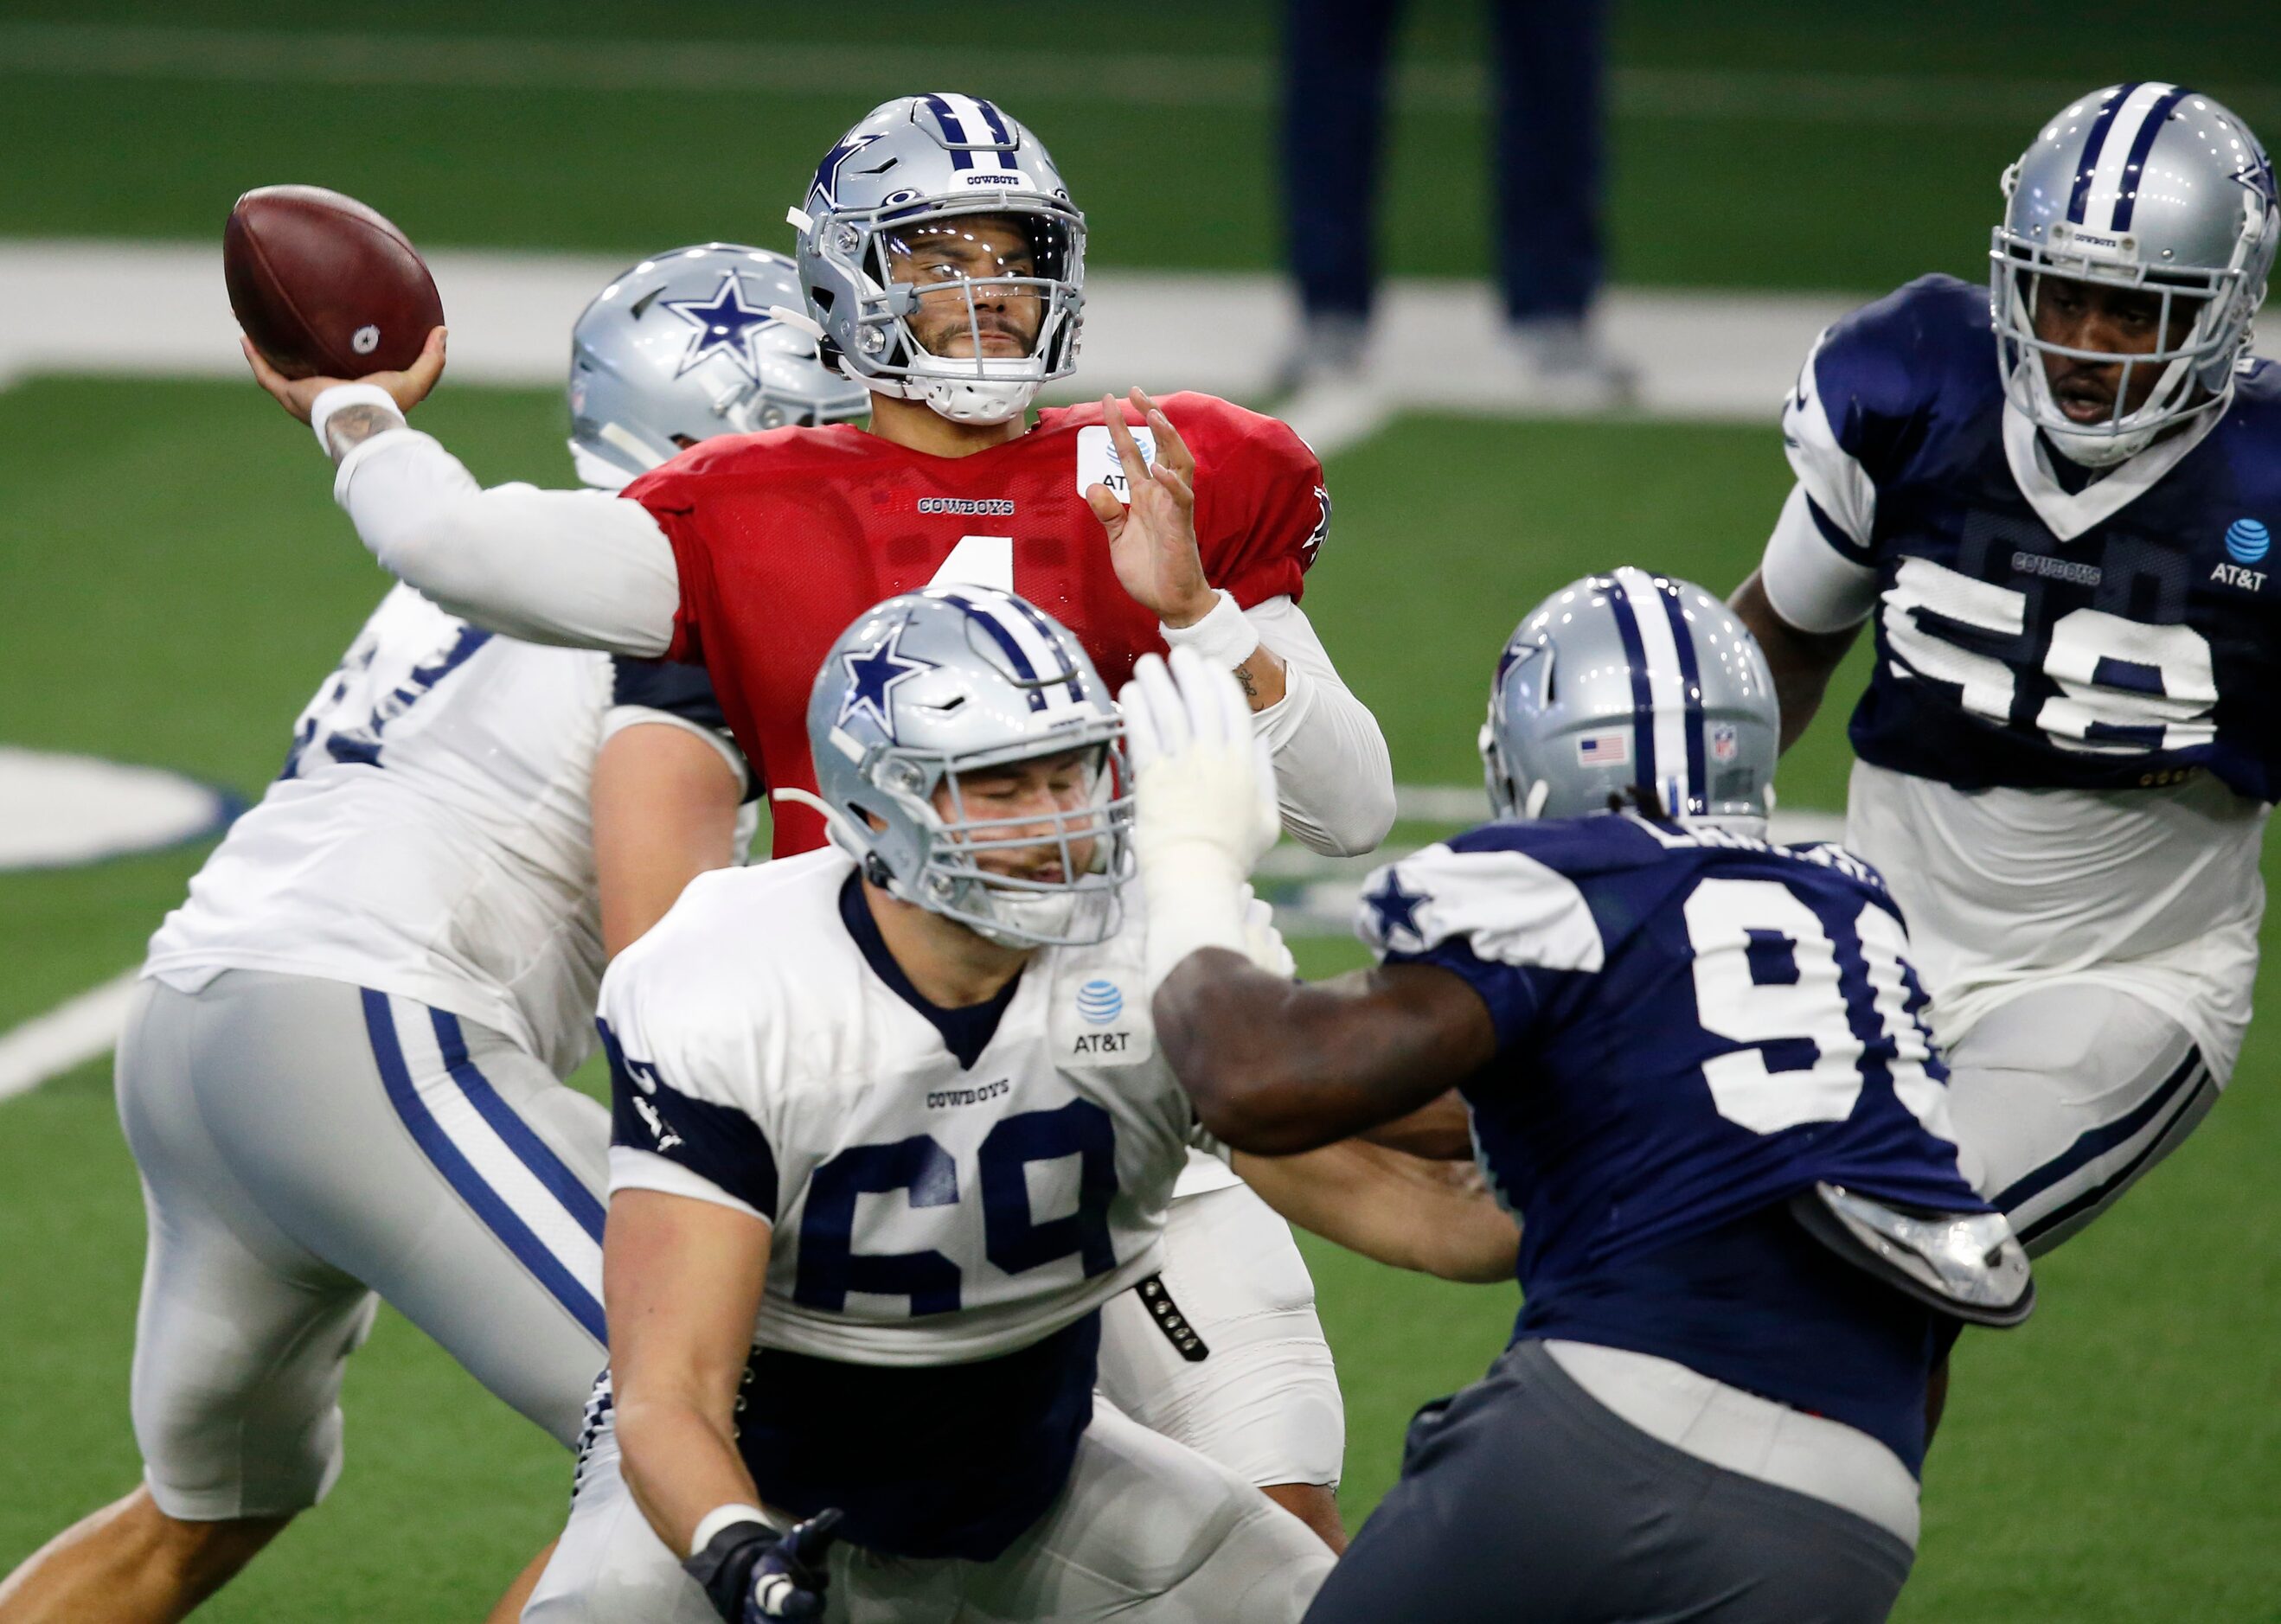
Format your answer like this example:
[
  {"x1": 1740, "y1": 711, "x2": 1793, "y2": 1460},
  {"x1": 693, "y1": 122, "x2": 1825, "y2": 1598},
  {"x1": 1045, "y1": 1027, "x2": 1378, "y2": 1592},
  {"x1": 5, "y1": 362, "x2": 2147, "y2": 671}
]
[
  {"x1": 1140, "y1": 841, "x2": 1253, "y2": 997},
  {"x1": 1160, "y1": 590, "x2": 1259, "y2": 670},
  {"x1": 690, "y1": 1502, "x2": 770, "y2": 1556},
  {"x1": 309, "y1": 383, "x2": 404, "y2": 456}
]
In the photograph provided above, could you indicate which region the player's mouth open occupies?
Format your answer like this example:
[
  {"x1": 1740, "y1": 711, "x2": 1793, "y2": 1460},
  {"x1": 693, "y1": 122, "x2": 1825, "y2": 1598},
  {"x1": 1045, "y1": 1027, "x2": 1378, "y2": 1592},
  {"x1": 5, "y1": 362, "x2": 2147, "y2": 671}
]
[{"x1": 2051, "y1": 375, "x2": 2117, "y2": 423}]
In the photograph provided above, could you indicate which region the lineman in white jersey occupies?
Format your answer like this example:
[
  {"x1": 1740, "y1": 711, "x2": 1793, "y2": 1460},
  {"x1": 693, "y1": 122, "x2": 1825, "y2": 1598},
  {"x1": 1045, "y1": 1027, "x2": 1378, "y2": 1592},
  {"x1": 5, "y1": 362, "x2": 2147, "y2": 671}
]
[
  {"x1": 1730, "y1": 86, "x2": 2280, "y2": 1250},
  {"x1": 0, "y1": 246, "x2": 862, "y2": 1624},
  {"x1": 524, "y1": 588, "x2": 1514, "y2": 1623}
]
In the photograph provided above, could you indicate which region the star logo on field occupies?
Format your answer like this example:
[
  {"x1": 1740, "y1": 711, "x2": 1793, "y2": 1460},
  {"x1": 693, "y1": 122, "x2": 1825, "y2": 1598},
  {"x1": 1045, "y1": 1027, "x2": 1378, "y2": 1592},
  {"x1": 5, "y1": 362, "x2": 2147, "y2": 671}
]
[
  {"x1": 1364, "y1": 870, "x2": 1427, "y2": 945},
  {"x1": 836, "y1": 618, "x2": 936, "y2": 739},
  {"x1": 662, "y1": 272, "x2": 777, "y2": 385},
  {"x1": 810, "y1": 130, "x2": 887, "y2": 209}
]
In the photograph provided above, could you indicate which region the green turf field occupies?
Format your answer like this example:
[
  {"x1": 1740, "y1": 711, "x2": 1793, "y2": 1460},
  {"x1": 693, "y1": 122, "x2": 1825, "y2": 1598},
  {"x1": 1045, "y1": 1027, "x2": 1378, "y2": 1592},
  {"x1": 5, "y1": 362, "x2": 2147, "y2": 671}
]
[
  {"x1": 5, "y1": 6, "x2": 2281, "y2": 1619},
  {"x1": 5, "y1": 380, "x2": 2279, "y2": 1620}
]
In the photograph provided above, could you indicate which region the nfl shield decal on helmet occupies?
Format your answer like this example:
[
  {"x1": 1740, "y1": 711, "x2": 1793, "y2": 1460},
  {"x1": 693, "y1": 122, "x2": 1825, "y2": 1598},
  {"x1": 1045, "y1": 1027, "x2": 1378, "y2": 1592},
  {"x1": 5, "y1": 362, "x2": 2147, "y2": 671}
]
[{"x1": 1711, "y1": 722, "x2": 1740, "y2": 764}]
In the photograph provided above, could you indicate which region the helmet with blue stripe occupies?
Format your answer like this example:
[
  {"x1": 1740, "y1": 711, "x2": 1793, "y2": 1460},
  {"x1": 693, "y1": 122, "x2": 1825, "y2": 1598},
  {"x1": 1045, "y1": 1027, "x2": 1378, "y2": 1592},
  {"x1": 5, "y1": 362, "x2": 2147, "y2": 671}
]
[
  {"x1": 800, "y1": 586, "x2": 1132, "y2": 948},
  {"x1": 787, "y1": 94, "x2": 1085, "y2": 425},
  {"x1": 567, "y1": 244, "x2": 870, "y2": 487},
  {"x1": 1479, "y1": 569, "x2": 1778, "y2": 827},
  {"x1": 1992, "y1": 84, "x2": 2277, "y2": 466}
]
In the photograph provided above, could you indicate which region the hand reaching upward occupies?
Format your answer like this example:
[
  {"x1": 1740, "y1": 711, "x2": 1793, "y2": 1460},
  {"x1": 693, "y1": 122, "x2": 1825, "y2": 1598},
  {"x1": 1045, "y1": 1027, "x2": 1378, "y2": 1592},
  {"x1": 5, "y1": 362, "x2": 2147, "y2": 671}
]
[{"x1": 1085, "y1": 388, "x2": 1217, "y2": 628}]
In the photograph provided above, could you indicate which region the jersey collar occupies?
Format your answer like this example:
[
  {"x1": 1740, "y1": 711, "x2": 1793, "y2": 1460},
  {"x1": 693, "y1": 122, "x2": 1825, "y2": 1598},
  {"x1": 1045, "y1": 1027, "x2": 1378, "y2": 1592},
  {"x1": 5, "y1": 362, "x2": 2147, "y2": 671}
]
[
  {"x1": 2000, "y1": 398, "x2": 2224, "y2": 542},
  {"x1": 837, "y1": 872, "x2": 1022, "y2": 1071}
]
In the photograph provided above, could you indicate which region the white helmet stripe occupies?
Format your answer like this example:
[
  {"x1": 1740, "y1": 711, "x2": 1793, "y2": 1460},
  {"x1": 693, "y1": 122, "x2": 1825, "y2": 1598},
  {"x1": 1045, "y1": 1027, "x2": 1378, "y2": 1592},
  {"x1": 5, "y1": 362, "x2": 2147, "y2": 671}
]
[
  {"x1": 2085, "y1": 82, "x2": 2179, "y2": 233},
  {"x1": 937, "y1": 92, "x2": 1020, "y2": 169},
  {"x1": 935, "y1": 587, "x2": 1085, "y2": 712},
  {"x1": 1612, "y1": 566, "x2": 1694, "y2": 812}
]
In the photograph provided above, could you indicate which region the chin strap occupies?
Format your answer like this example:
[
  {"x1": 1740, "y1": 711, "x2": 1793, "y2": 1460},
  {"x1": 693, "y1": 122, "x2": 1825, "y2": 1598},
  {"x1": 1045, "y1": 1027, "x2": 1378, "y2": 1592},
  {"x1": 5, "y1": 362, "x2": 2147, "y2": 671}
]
[{"x1": 770, "y1": 787, "x2": 885, "y2": 879}]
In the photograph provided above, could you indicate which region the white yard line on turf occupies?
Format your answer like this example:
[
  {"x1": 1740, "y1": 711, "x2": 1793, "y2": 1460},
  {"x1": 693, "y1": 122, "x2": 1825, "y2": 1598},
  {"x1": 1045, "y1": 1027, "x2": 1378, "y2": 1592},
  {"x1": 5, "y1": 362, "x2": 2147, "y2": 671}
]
[
  {"x1": 0, "y1": 803, "x2": 1849, "y2": 1100},
  {"x1": 0, "y1": 23, "x2": 2273, "y2": 128},
  {"x1": 0, "y1": 969, "x2": 138, "y2": 1102},
  {"x1": 0, "y1": 240, "x2": 1868, "y2": 435}
]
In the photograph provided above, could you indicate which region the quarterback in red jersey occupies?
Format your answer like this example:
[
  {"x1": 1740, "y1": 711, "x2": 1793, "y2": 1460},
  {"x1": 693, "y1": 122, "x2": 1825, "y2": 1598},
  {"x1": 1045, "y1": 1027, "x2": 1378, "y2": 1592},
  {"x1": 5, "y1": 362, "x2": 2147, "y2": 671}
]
[
  {"x1": 247, "y1": 93, "x2": 1396, "y2": 1570},
  {"x1": 633, "y1": 387, "x2": 1332, "y2": 854}
]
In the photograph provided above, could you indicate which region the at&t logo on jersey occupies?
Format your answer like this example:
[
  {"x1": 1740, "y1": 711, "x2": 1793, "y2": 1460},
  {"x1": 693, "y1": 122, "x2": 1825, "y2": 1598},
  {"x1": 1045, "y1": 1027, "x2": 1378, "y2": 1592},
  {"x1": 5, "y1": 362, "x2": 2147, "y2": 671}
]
[
  {"x1": 1067, "y1": 977, "x2": 1137, "y2": 1057},
  {"x1": 2212, "y1": 517, "x2": 2270, "y2": 590}
]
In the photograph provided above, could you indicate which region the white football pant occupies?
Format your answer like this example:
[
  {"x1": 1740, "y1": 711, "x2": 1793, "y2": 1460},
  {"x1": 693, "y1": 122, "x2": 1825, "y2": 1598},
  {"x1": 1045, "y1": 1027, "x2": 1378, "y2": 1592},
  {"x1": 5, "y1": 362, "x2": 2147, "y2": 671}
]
[
  {"x1": 118, "y1": 970, "x2": 609, "y2": 1518},
  {"x1": 1097, "y1": 1180, "x2": 1344, "y2": 1491},
  {"x1": 1940, "y1": 983, "x2": 2219, "y2": 1256}
]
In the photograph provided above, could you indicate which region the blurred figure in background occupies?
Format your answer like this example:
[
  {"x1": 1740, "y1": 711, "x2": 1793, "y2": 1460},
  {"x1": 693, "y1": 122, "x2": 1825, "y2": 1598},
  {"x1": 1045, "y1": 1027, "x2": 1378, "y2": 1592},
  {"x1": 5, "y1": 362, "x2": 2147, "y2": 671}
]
[{"x1": 1278, "y1": 0, "x2": 1634, "y2": 407}]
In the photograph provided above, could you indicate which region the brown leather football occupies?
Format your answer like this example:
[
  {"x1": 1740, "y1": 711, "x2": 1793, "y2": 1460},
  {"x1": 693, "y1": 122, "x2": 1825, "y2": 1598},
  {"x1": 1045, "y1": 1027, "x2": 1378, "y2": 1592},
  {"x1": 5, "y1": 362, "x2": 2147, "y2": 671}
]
[{"x1": 224, "y1": 185, "x2": 444, "y2": 379}]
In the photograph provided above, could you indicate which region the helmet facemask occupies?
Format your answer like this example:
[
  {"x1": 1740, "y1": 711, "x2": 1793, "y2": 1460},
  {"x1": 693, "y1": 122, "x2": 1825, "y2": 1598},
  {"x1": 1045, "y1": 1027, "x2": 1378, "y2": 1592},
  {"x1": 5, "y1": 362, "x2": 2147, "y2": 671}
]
[
  {"x1": 1991, "y1": 160, "x2": 2273, "y2": 467},
  {"x1": 856, "y1": 731, "x2": 1134, "y2": 949},
  {"x1": 816, "y1": 201, "x2": 1084, "y2": 425}
]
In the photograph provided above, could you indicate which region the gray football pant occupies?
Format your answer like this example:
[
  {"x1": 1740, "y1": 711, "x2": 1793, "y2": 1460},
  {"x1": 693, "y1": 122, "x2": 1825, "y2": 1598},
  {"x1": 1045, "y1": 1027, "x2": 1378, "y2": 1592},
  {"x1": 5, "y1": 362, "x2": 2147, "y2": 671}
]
[
  {"x1": 119, "y1": 970, "x2": 609, "y2": 1519},
  {"x1": 525, "y1": 1394, "x2": 1333, "y2": 1621},
  {"x1": 1938, "y1": 983, "x2": 2219, "y2": 1256},
  {"x1": 1304, "y1": 1340, "x2": 1913, "y2": 1624}
]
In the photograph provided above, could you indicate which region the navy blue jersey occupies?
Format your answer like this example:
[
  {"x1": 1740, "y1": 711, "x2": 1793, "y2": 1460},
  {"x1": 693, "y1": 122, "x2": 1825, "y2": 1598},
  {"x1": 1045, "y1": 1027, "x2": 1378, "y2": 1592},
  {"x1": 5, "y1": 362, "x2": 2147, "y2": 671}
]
[
  {"x1": 1362, "y1": 815, "x2": 1984, "y2": 1468},
  {"x1": 1789, "y1": 273, "x2": 2281, "y2": 797}
]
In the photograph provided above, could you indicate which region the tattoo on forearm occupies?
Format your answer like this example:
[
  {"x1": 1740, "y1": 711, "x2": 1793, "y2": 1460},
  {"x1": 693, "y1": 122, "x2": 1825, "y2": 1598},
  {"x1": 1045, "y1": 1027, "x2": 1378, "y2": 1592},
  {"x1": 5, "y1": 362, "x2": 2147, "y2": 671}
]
[
  {"x1": 1233, "y1": 662, "x2": 1259, "y2": 702},
  {"x1": 324, "y1": 403, "x2": 406, "y2": 464}
]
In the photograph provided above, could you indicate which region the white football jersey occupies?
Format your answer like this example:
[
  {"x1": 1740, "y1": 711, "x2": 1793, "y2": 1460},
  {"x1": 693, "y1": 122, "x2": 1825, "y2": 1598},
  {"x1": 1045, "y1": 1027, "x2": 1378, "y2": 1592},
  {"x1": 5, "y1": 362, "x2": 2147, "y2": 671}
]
[
  {"x1": 145, "y1": 584, "x2": 744, "y2": 1075},
  {"x1": 602, "y1": 849, "x2": 1192, "y2": 1366}
]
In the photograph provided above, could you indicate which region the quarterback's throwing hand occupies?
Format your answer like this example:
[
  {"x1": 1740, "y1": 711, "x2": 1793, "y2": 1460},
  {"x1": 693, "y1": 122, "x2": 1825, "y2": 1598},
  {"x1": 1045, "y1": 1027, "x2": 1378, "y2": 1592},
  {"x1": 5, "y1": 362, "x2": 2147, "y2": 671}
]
[
  {"x1": 241, "y1": 324, "x2": 447, "y2": 425},
  {"x1": 1086, "y1": 388, "x2": 1215, "y2": 627}
]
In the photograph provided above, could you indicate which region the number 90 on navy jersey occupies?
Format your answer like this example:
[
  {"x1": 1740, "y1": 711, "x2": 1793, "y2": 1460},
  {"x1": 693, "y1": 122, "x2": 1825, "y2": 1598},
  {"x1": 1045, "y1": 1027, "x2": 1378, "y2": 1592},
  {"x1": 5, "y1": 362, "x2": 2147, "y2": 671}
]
[{"x1": 1358, "y1": 815, "x2": 1988, "y2": 1299}]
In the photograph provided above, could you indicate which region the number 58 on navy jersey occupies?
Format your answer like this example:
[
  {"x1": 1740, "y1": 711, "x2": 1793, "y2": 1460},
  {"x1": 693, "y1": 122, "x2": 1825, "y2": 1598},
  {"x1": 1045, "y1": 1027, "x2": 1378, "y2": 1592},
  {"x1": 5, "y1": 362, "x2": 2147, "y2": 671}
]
[{"x1": 1784, "y1": 274, "x2": 2281, "y2": 798}]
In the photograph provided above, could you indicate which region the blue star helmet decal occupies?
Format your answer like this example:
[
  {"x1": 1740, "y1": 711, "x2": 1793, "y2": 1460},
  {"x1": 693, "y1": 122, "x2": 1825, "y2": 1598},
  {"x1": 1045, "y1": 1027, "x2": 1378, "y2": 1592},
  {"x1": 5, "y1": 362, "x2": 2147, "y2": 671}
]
[
  {"x1": 661, "y1": 272, "x2": 778, "y2": 386},
  {"x1": 1365, "y1": 869, "x2": 1427, "y2": 943},
  {"x1": 835, "y1": 617, "x2": 937, "y2": 740},
  {"x1": 810, "y1": 130, "x2": 887, "y2": 210}
]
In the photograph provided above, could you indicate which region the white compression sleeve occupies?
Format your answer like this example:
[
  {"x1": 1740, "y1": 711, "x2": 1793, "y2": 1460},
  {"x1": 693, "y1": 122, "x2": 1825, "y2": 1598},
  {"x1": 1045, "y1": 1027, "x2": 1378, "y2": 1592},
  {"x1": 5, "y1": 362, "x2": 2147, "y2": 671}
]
[
  {"x1": 333, "y1": 428, "x2": 682, "y2": 656},
  {"x1": 1242, "y1": 595, "x2": 1397, "y2": 856},
  {"x1": 1759, "y1": 482, "x2": 1879, "y2": 636}
]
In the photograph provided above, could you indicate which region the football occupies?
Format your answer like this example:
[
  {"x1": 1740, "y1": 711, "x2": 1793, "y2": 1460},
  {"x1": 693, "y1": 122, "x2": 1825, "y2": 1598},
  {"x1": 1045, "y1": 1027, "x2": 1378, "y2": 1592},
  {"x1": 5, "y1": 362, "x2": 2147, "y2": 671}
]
[{"x1": 223, "y1": 184, "x2": 444, "y2": 379}]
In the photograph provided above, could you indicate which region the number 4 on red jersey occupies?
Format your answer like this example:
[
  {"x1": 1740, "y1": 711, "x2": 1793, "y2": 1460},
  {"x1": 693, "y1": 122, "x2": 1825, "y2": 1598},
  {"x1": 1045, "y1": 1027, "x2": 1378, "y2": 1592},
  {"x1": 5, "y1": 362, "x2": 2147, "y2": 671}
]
[{"x1": 623, "y1": 392, "x2": 1330, "y2": 857}]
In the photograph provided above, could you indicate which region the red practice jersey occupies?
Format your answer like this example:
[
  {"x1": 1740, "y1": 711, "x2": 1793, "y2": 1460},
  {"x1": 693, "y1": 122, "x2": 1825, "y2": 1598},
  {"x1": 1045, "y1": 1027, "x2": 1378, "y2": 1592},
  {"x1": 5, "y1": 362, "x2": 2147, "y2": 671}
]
[{"x1": 623, "y1": 393, "x2": 1330, "y2": 856}]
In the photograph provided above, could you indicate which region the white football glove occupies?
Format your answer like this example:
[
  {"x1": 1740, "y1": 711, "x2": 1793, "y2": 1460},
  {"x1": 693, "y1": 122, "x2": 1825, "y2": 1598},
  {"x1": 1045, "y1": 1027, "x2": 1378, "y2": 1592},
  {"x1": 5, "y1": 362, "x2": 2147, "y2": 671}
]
[
  {"x1": 1119, "y1": 647, "x2": 1282, "y2": 995},
  {"x1": 1240, "y1": 886, "x2": 1296, "y2": 979}
]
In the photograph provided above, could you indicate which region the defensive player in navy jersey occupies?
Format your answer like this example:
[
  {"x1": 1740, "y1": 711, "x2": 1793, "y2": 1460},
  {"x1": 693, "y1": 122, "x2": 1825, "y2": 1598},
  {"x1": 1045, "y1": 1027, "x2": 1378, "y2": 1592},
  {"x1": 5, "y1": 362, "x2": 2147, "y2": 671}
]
[
  {"x1": 1122, "y1": 572, "x2": 2032, "y2": 1622},
  {"x1": 1730, "y1": 85, "x2": 2280, "y2": 1252}
]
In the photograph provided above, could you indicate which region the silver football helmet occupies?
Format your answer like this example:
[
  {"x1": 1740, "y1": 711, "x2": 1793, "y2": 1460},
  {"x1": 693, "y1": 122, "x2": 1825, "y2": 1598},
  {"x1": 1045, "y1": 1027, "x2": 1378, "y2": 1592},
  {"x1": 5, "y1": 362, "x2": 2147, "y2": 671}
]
[
  {"x1": 1992, "y1": 84, "x2": 2278, "y2": 465},
  {"x1": 567, "y1": 243, "x2": 870, "y2": 485},
  {"x1": 796, "y1": 585, "x2": 1132, "y2": 949},
  {"x1": 1481, "y1": 568, "x2": 1778, "y2": 827},
  {"x1": 786, "y1": 94, "x2": 1085, "y2": 425}
]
